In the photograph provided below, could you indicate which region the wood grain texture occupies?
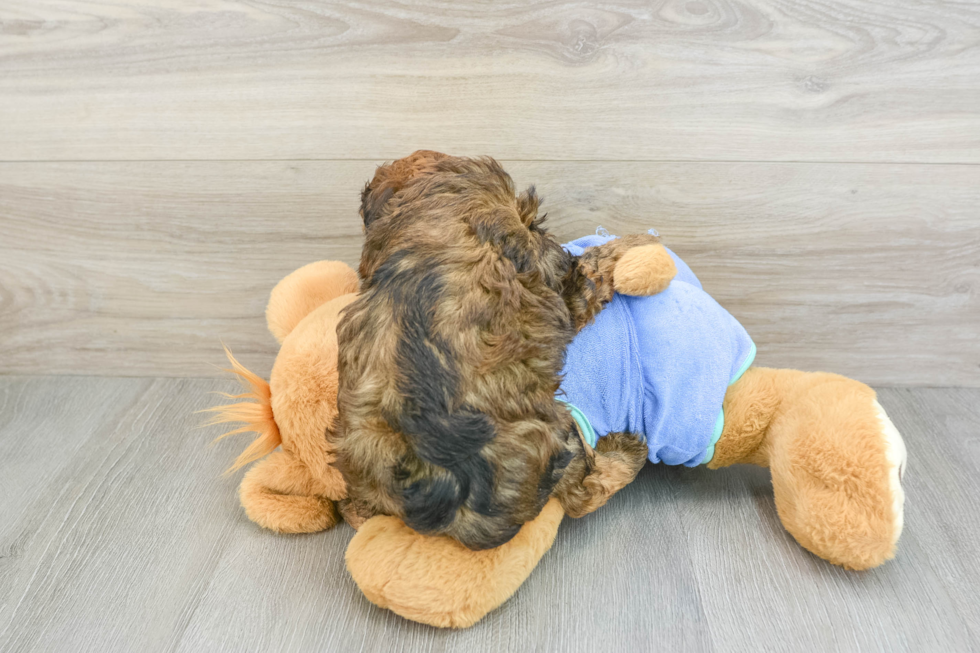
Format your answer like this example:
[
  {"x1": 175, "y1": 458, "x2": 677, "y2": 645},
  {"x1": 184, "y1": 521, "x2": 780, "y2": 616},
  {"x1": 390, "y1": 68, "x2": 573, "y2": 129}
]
[
  {"x1": 1, "y1": 160, "x2": 977, "y2": 384},
  {"x1": 0, "y1": 377, "x2": 977, "y2": 652},
  {"x1": 1, "y1": 0, "x2": 979, "y2": 162}
]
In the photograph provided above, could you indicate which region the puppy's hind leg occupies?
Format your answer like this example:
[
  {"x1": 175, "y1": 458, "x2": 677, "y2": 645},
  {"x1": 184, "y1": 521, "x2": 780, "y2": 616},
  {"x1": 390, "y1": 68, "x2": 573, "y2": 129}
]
[{"x1": 554, "y1": 431, "x2": 648, "y2": 518}]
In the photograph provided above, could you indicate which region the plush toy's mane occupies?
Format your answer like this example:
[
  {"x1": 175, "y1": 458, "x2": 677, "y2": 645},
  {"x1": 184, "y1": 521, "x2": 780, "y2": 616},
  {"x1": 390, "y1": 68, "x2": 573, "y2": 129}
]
[{"x1": 203, "y1": 346, "x2": 281, "y2": 473}]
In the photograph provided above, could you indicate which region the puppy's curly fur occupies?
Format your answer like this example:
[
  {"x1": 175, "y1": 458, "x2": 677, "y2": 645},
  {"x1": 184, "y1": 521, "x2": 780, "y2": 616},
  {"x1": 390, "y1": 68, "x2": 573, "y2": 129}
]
[{"x1": 335, "y1": 151, "x2": 655, "y2": 549}]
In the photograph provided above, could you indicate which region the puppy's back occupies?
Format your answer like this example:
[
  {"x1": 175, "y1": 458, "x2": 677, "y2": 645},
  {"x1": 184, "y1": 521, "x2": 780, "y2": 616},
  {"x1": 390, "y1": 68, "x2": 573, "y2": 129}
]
[{"x1": 336, "y1": 155, "x2": 580, "y2": 549}]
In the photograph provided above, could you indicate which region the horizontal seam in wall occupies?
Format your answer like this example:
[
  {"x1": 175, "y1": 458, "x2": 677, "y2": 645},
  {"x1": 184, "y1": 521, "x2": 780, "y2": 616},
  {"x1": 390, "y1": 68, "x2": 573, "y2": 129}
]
[
  {"x1": 0, "y1": 159, "x2": 979, "y2": 166},
  {"x1": 0, "y1": 374, "x2": 972, "y2": 389}
]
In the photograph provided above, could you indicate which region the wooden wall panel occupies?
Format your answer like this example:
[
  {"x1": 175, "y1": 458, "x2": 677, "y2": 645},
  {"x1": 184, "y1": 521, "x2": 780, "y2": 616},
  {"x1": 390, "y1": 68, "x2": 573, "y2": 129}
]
[
  {"x1": 1, "y1": 0, "x2": 979, "y2": 162},
  {"x1": 1, "y1": 160, "x2": 976, "y2": 385}
]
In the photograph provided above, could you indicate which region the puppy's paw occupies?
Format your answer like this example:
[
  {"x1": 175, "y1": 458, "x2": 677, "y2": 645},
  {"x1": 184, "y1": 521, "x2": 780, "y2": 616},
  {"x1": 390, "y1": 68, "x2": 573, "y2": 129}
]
[
  {"x1": 337, "y1": 497, "x2": 375, "y2": 531},
  {"x1": 613, "y1": 244, "x2": 676, "y2": 296}
]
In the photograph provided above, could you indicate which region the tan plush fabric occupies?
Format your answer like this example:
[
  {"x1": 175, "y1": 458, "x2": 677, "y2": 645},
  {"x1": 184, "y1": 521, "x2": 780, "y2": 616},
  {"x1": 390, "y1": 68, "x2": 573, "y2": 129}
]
[
  {"x1": 266, "y1": 260, "x2": 359, "y2": 344},
  {"x1": 209, "y1": 258, "x2": 905, "y2": 630},
  {"x1": 612, "y1": 243, "x2": 676, "y2": 296},
  {"x1": 239, "y1": 450, "x2": 340, "y2": 533},
  {"x1": 710, "y1": 367, "x2": 901, "y2": 570},
  {"x1": 347, "y1": 498, "x2": 565, "y2": 628},
  {"x1": 209, "y1": 261, "x2": 357, "y2": 534},
  {"x1": 269, "y1": 293, "x2": 356, "y2": 501}
]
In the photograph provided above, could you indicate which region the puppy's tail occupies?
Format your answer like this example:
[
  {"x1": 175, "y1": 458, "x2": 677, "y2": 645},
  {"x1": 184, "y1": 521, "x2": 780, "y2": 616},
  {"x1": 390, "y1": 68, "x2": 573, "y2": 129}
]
[{"x1": 203, "y1": 346, "x2": 282, "y2": 474}]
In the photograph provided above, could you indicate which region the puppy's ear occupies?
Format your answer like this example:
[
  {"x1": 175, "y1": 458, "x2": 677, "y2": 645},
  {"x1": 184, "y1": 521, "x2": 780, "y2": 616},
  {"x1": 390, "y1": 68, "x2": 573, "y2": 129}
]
[
  {"x1": 516, "y1": 186, "x2": 540, "y2": 228},
  {"x1": 360, "y1": 182, "x2": 395, "y2": 229}
]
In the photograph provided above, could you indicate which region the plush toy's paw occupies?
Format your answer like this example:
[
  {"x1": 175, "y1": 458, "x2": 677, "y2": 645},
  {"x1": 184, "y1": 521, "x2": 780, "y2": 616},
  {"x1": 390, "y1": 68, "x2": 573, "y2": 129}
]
[
  {"x1": 613, "y1": 244, "x2": 676, "y2": 296},
  {"x1": 874, "y1": 399, "x2": 908, "y2": 546},
  {"x1": 239, "y1": 451, "x2": 341, "y2": 533},
  {"x1": 346, "y1": 498, "x2": 565, "y2": 628},
  {"x1": 769, "y1": 376, "x2": 907, "y2": 570},
  {"x1": 266, "y1": 261, "x2": 359, "y2": 343}
]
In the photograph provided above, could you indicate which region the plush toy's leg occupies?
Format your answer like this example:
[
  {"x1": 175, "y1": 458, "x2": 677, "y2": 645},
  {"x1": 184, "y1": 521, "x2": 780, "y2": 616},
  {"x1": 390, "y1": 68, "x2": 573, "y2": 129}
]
[
  {"x1": 346, "y1": 498, "x2": 565, "y2": 628},
  {"x1": 266, "y1": 260, "x2": 359, "y2": 344},
  {"x1": 708, "y1": 367, "x2": 907, "y2": 570},
  {"x1": 269, "y1": 293, "x2": 356, "y2": 503},
  {"x1": 239, "y1": 450, "x2": 341, "y2": 533},
  {"x1": 613, "y1": 242, "x2": 677, "y2": 296}
]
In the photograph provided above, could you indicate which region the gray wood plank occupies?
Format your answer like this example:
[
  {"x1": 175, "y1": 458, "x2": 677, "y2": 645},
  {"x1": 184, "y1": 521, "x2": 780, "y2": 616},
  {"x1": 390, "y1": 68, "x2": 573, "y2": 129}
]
[
  {"x1": 2, "y1": 161, "x2": 977, "y2": 384},
  {"x1": 678, "y1": 387, "x2": 980, "y2": 652},
  {"x1": 873, "y1": 387, "x2": 980, "y2": 645},
  {"x1": 1, "y1": 377, "x2": 978, "y2": 652},
  {"x1": 0, "y1": 376, "x2": 152, "y2": 616},
  {"x1": 0, "y1": 377, "x2": 231, "y2": 651},
  {"x1": 1, "y1": 0, "x2": 979, "y2": 162}
]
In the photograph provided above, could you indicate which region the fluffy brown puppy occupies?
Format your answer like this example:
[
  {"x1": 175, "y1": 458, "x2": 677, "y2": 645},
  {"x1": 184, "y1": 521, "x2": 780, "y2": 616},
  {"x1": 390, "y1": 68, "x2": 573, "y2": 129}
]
[{"x1": 335, "y1": 151, "x2": 656, "y2": 550}]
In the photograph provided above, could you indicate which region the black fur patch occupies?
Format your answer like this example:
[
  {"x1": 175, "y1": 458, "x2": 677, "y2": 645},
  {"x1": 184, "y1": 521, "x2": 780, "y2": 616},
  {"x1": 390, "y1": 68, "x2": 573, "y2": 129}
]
[
  {"x1": 537, "y1": 444, "x2": 574, "y2": 504},
  {"x1": 374, "y1": 252, "x2": 501, "y2": 537},
  {"x1": 474, "y1": 222, "x2": 536, "y2": 275}
]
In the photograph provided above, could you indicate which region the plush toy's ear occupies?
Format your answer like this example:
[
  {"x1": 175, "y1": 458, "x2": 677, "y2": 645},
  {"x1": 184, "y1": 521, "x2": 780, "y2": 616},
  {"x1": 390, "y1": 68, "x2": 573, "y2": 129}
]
[
  {"x1": 346, "y1": 498, "x2": 565, "y2": 628},
  {"x1": 266, "y1": 260, "x2": 359, "y2": 344}
]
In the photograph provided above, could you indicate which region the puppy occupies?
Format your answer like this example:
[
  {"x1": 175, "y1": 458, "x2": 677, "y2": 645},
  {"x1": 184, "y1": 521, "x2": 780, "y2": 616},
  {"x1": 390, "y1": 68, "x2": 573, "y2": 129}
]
[{"x1": 335, "y1": 151, "x2": 656, "y2": 549}]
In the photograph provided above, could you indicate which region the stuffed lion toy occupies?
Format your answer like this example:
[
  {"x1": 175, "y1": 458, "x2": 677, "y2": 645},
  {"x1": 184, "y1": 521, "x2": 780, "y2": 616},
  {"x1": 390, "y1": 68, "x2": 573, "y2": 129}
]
[{"x1": 207, "y1": 236, "x2": 906, "y2": 628}]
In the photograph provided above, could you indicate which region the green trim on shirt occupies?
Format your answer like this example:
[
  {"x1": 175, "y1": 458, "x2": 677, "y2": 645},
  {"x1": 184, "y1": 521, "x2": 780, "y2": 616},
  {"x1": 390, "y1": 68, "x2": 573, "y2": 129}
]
[
  {"x1": 559, "y1": 400, "x2": 598, "y2": 448},
  {"x1": 731, "y1": 342, "x2": 757, "y2": 388},
  {"x1": 702, "y1": 341, "x2": 757, "y2": 465}
]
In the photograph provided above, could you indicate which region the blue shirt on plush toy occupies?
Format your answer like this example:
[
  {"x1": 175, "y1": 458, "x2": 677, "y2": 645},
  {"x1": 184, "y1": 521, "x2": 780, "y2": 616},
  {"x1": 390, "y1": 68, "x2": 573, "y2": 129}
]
[{"x1": 559, "y1": 230, "x2": 756, "y2": 467}]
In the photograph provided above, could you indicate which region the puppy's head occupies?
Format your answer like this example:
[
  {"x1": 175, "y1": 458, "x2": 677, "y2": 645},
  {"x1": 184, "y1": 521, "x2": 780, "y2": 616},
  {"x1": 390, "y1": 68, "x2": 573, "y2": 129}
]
[
  {"x1": 359, "y1": 150, "x2": 449, "y2": 230},
  {"x1": 356, "y1": 151, "x2": 563, "y2": 288},
  {"x1": 337, "y1": 152, "x2": 583, "y2": 549}
]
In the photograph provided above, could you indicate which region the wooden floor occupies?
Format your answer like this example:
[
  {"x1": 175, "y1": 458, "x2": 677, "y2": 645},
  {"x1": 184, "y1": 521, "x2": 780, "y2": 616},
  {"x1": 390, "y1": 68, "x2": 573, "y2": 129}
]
[{"x1": 0, "y1": 376, "x2": 977, "y2": 652}]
